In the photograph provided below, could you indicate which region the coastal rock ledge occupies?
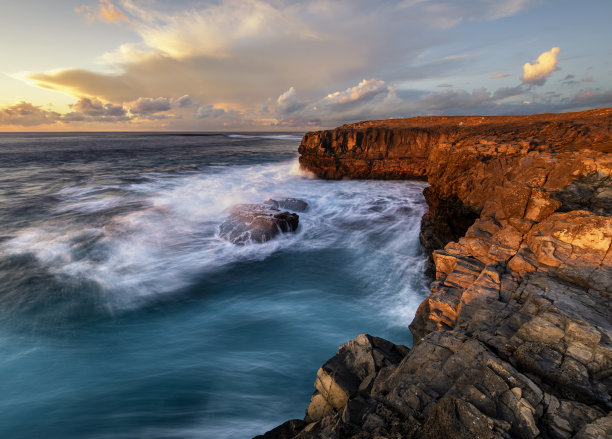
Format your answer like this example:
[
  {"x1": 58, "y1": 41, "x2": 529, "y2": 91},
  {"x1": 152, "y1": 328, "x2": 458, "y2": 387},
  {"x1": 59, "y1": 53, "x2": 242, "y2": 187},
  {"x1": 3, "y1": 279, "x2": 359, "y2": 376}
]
[{"x1": 257, "y1": 109, "x2": 612, "y2": 439}]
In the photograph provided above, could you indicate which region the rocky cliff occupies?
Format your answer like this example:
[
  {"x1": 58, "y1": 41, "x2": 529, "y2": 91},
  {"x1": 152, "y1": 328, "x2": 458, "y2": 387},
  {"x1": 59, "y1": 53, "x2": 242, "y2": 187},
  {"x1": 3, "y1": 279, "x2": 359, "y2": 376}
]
[{"x1": 258, "y1": 109, "x2": 612, "y2": 439}]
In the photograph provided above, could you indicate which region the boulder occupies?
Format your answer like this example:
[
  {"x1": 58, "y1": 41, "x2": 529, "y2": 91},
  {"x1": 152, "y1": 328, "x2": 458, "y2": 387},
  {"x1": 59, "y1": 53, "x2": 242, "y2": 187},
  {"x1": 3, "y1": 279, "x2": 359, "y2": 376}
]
[{"x1": 219, "y1": 203, "x2": 300, "y2": 244}]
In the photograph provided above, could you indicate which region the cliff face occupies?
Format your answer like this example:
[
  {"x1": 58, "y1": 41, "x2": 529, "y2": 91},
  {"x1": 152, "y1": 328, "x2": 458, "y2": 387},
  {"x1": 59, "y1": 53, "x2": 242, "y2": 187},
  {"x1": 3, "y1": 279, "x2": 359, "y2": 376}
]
[
  {"x1": 298, "y1": 128, "x2": 433, "y2": 179},
  {"x1": 258, "y1": 109, "x2": 612, "y2": 439}
]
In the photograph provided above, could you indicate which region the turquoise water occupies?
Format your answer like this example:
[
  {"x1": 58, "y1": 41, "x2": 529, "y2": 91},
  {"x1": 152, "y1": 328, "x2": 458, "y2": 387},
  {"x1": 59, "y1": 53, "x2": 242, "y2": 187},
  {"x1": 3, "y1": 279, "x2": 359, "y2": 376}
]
[{"x1": 0, "y1": 133, "x2": 428, "y2": 438}]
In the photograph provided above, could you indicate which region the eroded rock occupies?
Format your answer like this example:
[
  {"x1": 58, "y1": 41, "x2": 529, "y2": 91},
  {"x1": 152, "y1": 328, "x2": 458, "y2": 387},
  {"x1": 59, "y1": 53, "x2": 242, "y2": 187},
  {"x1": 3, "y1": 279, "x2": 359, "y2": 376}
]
[
  {"x1": 256, "y1": 109, "x2": 612, "y2": 439},
  {"x1": 219, "y1": 201, "x2": 302, "y2": 244}
]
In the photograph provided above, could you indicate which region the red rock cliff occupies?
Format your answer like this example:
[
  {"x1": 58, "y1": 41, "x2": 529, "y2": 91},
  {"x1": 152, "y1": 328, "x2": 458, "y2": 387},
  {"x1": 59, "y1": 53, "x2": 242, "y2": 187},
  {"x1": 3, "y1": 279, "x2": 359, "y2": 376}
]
[{"x1": 257, "y1": 109, "x2": 612, "y2": 439}]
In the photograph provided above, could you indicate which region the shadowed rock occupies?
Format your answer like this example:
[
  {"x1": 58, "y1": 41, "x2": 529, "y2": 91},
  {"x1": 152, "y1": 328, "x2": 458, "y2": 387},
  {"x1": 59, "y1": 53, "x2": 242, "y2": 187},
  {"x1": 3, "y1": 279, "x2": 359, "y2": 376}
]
[{"x1": 219, "y1": 203, "x2": 300, "y2": 244}]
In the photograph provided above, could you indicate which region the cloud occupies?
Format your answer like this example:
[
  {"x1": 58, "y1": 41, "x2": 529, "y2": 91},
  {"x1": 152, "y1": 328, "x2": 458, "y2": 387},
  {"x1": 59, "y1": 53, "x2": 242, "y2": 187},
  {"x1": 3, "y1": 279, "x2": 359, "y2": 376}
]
[
  {"x1": 572, "y1": 89, "x2": 612, "y2": 106},
  {"x1": 398, "y1": 0, "x2": 532, "y2": 29},
  {"x1": 75, "y1": 0, "x2": 130, "y2": 25},
  {"x1": 25, "y1": 0, "x2": 612, "y2": 130},
  {"x1": 72, "y1": 97, "x2": 126, "y2": 117},
  {"x1": 26, "y1": 0, "x2": 534, "y2": 111},
  {"x1": 127, "y1": 0, "x2": 318, "y2": 60},
  {"x1": 0, "y1": 102, "x2": 60, "y2": 126},
  {"x1": 276, "y1": 87, "x2": 305, "y2": 114},
  {"x1": 264, "y1": 76, "x2": 537, "y2": 127},
  {"x1": 492, "y1": 86, "x2": 524, "y2": 100},
  {"x1": 0, "y1": 99, "x2": 133, "y2": 126},
  {"x1": 130, "y1": 97, "x2": 171, "y2": 114},
  {"x1": 324, "y1": 79, "x2": 387, "y2": 106},
  {"x1": 62, "y1": 97, "x2": 130, "y2": 122},
  {"x1": 195, "y1": 105, "x2": 226, "y2": 118},
  {"x1": 416, "y1": 87, "x2": 493, "y2": 110},
  {"x1": 522, "y1": 47, "x2": 561, "y2": 85},
  {"x1": 173, "y1": 95, "x2": 195, "y2": 108}
]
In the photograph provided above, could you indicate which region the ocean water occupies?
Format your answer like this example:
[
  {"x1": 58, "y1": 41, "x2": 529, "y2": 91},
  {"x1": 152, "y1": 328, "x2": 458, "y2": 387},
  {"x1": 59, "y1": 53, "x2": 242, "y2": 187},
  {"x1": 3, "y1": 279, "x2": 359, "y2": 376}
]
[{"x1": 0, "y1": 133, "x2": 429, "y2": 438}]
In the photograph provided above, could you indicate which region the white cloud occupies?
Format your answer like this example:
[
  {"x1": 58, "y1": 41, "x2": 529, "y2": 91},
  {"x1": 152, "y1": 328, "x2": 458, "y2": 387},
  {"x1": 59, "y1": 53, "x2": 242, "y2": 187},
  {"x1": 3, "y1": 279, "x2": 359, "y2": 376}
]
[
  {"x1": 129, "y1": 0, "x2": 318, "y2": 60},
  {"x1": 522, "y1": 47, "x2": 561, "y2": 85},
  {"x1": 324, "y1": 79, "x2": 388, "y2": 105}
]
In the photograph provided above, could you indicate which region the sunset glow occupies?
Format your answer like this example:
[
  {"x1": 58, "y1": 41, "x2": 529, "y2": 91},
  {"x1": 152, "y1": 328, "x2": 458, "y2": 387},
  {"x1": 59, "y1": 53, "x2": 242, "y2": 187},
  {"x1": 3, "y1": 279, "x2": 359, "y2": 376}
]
[{"x1": 1, "y1": 0, "x2": 611, "y2": 131}]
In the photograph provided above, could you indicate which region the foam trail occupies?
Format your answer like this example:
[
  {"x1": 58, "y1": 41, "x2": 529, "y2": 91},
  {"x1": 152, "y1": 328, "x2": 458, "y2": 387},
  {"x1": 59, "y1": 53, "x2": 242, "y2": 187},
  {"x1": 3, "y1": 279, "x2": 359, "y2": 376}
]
[{"x1": 3, "y1": 158, "x2": 428, "y2": 323}]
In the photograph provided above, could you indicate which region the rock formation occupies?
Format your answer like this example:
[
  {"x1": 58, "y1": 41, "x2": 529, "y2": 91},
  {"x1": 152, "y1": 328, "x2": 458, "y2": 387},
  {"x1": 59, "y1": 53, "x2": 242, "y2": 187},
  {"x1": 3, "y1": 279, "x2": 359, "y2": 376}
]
[
  {"x1": 219, "y1": 199, "x2": 305, "y2": 244},
  {"x1": 257, "y1": 109, "x2": 612, "y2": 438}
]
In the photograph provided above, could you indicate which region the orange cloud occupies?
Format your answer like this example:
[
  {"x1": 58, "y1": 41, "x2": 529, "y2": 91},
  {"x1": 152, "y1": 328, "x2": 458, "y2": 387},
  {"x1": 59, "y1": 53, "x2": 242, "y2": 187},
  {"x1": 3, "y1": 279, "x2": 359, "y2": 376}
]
[
  {"x1": 75, "y1": 0, "x2": 129, "y2": 25},
  {"x1": 492, "y1": 74, "x2": 510, "y2": 79}
]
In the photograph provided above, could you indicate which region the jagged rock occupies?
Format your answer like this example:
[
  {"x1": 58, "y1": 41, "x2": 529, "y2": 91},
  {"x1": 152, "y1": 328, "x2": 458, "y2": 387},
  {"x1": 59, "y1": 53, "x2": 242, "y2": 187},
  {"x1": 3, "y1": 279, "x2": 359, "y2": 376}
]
[
  {"x1": 256, "y1": 109, "x2": 612, "y2": 439},
  {"x1": 573, "y1": 412, "x2": 612, "y2": 439},
  {"x1": 305, "y1": 334, "x2": 409, "y2": 423},
  {"x1": 219, "y1": 203, "x2": 300, "y2": 244}
]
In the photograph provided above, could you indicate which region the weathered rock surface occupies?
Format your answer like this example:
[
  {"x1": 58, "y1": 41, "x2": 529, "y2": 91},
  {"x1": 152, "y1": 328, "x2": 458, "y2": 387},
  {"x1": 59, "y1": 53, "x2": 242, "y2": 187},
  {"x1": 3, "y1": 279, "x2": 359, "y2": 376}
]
[
  {"x1": 257, "y1": 109, "x2": 612, "y2": 438},
  {"x1": 219, "y1": 199, "x2": 304, "y2": 244}
]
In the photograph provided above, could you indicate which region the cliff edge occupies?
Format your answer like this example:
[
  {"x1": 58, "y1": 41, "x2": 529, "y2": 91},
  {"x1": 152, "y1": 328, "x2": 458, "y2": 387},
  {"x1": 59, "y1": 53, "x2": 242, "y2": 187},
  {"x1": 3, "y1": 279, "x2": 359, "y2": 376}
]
[{"x1": 258, "y1": 109, "x2": 612, "y2": 439}]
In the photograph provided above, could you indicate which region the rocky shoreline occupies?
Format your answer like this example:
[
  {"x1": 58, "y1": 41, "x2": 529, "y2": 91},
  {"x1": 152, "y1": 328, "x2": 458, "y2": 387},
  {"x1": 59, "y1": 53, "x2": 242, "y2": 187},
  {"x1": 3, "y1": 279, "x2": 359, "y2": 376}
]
[{"x1": 257, "y1": 109, "x2": 612, "y2": 438}]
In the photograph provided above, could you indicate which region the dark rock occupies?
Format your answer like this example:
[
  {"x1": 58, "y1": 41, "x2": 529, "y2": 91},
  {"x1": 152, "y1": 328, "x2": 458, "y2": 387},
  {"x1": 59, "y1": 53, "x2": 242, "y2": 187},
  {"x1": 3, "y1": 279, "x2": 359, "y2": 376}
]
[
  {"x1": 253, "y1": 420, "x2": 308, "y2": 439},
  {"x1": 419, "y1": 190, "x2": 480, "y2": 276},
  {"x1": 219, "y1": 203, "x2": 299, "y2": 244},
  {"x1": 264, "y1": 198, "x2": 309, "y2": 212},
  {"x1": 304, "y1": 334, "x2": 409, "y2": 423},
  {"x1": 418, "y1": 395, "x2": 506, "y2": 439}
]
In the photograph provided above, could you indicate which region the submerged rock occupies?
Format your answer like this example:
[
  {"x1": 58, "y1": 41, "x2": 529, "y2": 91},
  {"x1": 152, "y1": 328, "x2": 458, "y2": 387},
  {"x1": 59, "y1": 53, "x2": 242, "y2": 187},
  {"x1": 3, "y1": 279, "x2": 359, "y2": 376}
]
[{"x1": 219, "y1": 201, "x2": 304, "y2": 244}]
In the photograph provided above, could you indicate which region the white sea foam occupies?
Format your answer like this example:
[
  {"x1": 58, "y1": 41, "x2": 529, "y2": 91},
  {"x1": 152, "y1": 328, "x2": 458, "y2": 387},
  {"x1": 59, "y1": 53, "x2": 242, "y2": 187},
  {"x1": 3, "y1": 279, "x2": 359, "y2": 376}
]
[{"x1": 3, "y1": 158, "x2": 428, "y2": 316}]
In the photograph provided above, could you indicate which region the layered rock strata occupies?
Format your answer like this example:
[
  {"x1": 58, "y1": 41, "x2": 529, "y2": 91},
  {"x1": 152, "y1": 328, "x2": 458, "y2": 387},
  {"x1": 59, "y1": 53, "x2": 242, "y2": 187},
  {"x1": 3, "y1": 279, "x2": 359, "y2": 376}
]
[{"x1": 258, "y1": 109, "x2": 612, "y2": 438}]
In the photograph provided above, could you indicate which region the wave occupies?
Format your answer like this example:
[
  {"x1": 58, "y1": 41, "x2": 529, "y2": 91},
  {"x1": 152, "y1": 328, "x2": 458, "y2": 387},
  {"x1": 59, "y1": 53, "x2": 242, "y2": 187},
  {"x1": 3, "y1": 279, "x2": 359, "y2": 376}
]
[{"x1": 2, "y1": 158, "x2": 428, "y2": 323}]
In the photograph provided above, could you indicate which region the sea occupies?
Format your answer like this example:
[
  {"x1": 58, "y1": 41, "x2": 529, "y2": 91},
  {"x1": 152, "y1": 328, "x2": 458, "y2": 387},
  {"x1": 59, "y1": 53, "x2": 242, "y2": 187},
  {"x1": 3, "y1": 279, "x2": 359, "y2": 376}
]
[{"x1": 0, "y1": 132, "x2": 429, "y2": 438}]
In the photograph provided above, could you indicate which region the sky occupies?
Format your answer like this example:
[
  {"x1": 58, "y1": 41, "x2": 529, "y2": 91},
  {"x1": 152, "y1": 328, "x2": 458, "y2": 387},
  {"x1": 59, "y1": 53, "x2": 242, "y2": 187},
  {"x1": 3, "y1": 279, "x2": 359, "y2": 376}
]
[{"x1": 1, "y1": 0, "x2": 611, "y2": 131}]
